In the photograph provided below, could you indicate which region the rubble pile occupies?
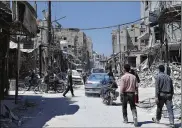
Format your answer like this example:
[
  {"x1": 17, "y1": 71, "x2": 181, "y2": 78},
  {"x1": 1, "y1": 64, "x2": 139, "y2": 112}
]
[
  {"x1": 138, "y1": 62, "x2": 181, "y2": 94},
  {"x1": 138, "y1": 62, "x2": 161, "y2": 88}
]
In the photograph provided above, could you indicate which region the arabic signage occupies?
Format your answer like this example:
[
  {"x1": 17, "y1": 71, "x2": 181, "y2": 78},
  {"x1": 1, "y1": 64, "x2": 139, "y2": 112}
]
[{"x1": 22, "y1": 37, "x2": 34, "y2": 49}]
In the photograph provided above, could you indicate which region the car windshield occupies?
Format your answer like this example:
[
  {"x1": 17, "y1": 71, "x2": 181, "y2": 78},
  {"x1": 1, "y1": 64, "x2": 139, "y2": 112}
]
[
  {"x1": 72, "y1": 70, "x2": 80, "y2": 76},
  {"x1": 88, "y1": 74, "x2": 109, "y2": 81},
  {"x1": 92, "y1": 69, "x2": 105, "y2": 73}
]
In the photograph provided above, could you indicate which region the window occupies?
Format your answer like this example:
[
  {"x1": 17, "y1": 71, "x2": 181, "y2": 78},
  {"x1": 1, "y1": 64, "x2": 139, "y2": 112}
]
[
  {"x1": 141, "y1": 40, "x2": 145, "y2": 43},
  {"x1": 124, "y1": 46, "x2": 126, "y2": 51},
  {"x1": 135, "y1": 37, "x2": 138, "y2": 42},
  {"x1": 63, "y1": 37, "x2": 67, "y2": 40},
  {"x1": 146, "y1": 1, "x2": 149, "y2": 6},
  {"x1": 134, "y1": 46, "x2": 138, "y2": 51},
  {"x1": 145, "y1": 1, "x2": 149, "y2": 10}
]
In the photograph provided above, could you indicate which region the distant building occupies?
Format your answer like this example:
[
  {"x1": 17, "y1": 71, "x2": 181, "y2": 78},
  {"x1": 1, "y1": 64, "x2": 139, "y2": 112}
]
[
  {"x1": 92, "y1": 51, "x2": 107, "y2": 69},
  {"x1": 111, "y1": 24, "x2": 148, "y2": 68},
  {"x1": 54, "y1": 28, "x2": 87, "y2": 61},
  {"x1": 86, "y1": 37, "x2": 93, "y2": 59}
]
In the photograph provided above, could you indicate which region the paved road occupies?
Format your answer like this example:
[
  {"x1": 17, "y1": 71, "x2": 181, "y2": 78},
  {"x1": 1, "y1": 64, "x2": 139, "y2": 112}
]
[{"x1": 14, "y1": 86, "x2": 179, "y2": 128}]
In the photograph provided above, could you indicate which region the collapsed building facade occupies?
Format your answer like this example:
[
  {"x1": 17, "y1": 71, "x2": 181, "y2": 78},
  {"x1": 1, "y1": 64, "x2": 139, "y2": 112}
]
[{"x1": 140, "y1": 1, "x2": 181, "y2": 66}]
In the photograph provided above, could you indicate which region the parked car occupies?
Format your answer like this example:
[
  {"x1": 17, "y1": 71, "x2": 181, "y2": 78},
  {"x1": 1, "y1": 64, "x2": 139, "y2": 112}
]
[
  {"x1": 85, "y1": 73, "x2": 109, "y2": 96},
  {"x1": 72, "y1": 70, "x2": 83, "y2": 85},
  {"x1": 91, "y1": 68, "x2": 105, "y2": 73}
]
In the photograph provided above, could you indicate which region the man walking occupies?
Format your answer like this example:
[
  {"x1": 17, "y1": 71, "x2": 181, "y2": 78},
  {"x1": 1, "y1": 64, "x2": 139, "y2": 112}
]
[
  {"x1": 82, "y1": 72, "x2": 87, "y2": 85},
  {"x1": 63, "y1": 69, "x2": 74, "y2": 97},
  {"x1": 152, "y1": 65, "x2": 174, "y2": 128},
  {"x1": 120, "y1": 64, "x2": 138, "y2": 127}
]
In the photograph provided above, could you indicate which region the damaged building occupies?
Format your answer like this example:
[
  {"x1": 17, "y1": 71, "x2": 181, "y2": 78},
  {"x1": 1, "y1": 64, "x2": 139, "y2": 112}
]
[
  {"x1": 140, "y1": 1, "x2": 181, "y2": 65},
  {"x1": 110, "y1": 1, "x2": 181, "y2": 73},
  {"x1": 111, "y1": 24, "x2": 148, "y2": 69}
]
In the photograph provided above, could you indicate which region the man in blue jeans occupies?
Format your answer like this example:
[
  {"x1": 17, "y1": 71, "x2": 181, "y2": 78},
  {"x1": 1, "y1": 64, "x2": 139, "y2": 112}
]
[{"x1": 152, "y1": 65, "x2": 175, "y2": 128}]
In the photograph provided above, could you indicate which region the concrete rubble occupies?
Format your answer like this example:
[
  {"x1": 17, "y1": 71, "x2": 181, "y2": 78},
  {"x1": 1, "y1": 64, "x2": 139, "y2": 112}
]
[{"x1": 138, "y1": 61, "x2": 181, "y2": 120}]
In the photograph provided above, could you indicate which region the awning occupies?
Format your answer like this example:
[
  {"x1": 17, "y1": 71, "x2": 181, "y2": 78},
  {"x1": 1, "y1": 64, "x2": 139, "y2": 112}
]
[{"x1": 137, "y1": 31, "x2": 149, "y2": 40}]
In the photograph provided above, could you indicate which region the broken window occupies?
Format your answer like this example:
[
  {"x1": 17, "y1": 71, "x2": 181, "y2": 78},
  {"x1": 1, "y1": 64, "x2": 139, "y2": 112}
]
[
  {"x1": 146, "y1": 1, "x2": 149, "y2": 6},
  {"x1": 141, "y1": 30, "x2": 145, "y2": 33},
  {"x1": 133, "y1": 46, "x2": 138, "y2": 51},
  {"x1": 135, "y1": 37, "x2": 138, "y2": 42},
  {"x1": 140, "y1": 40, "x2": 145, "y2": 46}
]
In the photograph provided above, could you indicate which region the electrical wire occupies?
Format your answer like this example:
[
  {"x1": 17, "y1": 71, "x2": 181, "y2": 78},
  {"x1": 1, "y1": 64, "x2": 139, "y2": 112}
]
[
  {"x1": 38, "y1": 17, "x2": 148, "y2": 31},
  {"x1": 75, "y1": 17, "x2": 148, "y2": 31}
]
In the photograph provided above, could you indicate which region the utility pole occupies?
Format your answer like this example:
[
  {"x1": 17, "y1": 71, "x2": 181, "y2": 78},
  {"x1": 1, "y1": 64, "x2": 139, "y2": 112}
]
[
  {"x1": 15, "y1": 1, "x2": 19, "y2": 104},
  {"x1": 45, "y1": 1, "x2": 51, "y2": 93},
  {"x1": 15, "y1": 37, "x2": 20, "y2": 104},
  {"x1": 74, "y1": 35, "x2": 78, "y2": 57},
  {"x1": 118, "y1": 25, "x2": 122, "y2": 74},
  {"x1": 34, "y1": 1, "x2": 37, "y2": 71},
  {"x1": 47, "y1": 1, "x2": 52, "y2": 68}
]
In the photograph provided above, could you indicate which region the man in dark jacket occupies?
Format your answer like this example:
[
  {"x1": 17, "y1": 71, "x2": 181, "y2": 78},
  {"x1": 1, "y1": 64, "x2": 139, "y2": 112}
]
[
  {"x1": 130, "y1": 69, "x2": 140, "y2": 104},
  {"x1": 108, "y1": 70, "x2": 114, "y2": 78},
  {"x1": 63, "y1": 69, "x2": 74, "y2": 97},
  {"x1": 152, "y1": 65, "x2": 174, "y2": 128},
  {"x1": 130, "y1": 69, "x2": 140, "y2": 83}
]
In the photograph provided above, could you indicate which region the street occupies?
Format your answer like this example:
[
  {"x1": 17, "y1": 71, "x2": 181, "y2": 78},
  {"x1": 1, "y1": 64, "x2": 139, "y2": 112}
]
[
  {"x1": 0, "y1": 1, "x2": 181, "y2": 128},
  {"x1": 8, "y1": 86, "x2": 178, "y2": 128}
]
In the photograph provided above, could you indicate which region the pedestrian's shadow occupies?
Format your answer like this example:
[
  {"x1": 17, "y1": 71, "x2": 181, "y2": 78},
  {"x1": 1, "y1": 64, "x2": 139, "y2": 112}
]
[
  {"x1": 174, "y1": 122, "x2": 181, "y2": 128},
  {"x1": 137, "y1": 121, "x2": 154, "y2": 127},
  {"x1": 112, "y1": 102, "x2": 122, "y2": 106},
  {"x1": 137, "y1": 121, "x2": 181, "y2": 127}
]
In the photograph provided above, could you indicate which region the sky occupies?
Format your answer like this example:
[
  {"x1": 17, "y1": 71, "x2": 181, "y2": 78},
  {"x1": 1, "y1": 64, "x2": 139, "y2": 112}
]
[{"x1": 31, "y1": 2, "x2": 140, "y2": 56}]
